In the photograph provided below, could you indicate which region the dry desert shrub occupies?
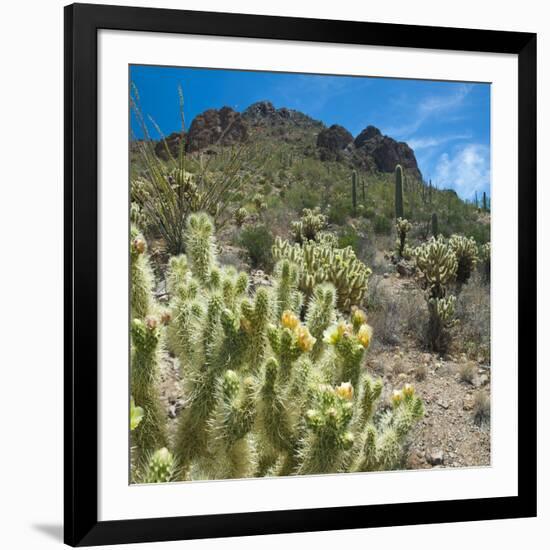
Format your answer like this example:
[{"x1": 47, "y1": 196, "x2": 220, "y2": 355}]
[
  {"x1": 472, "y1": 390, "x2": 490, "y2": 426},
  {"x1": 454, "y1": 273, "x2": 490, "y2": 362}
]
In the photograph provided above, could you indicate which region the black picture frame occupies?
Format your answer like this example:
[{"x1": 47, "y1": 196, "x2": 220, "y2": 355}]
[{"x1": 64, "y1": 2, "x2": 537, "y2": 546}]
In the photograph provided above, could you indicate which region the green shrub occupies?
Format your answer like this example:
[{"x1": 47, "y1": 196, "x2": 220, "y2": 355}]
[
  {"x1": 373, "y1": 214, "x2": 392, "y2": 235},
  {"x1": 239, "y1": 225, "x2": 274, "y2": 270}
]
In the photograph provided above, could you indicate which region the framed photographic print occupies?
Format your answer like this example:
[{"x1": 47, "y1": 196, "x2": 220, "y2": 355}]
[{"x1": 64, "y1": 2, "x2": 537, "y2": 546}]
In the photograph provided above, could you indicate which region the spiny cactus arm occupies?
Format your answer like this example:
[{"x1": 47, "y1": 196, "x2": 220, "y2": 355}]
[
  {"x1": 273, "y1": 260, "x2": 303, "y2": 317},
  {"x1": 359, "y1": 376, "x2": 383, "y2": 424},
  {"x1": 130, "y1": 317, "x2": 167, "y2": 458},
  {"x1": 130, "y1": 225, "x2": 155, "y2": 320},
  {"x1": 306, "y1": 284, "x2": 337, "y2": 360},
  {"x1": 130, "y1": 396, "x2": 144, "y2": 431},
  {"x1": 297, "y1": 383, "x2": 355, "y2": 475},
  {"x1": 185, "y1": 212, "x2": 218, "y2": 285},
  {"x1": 165, "y1": 254, "x2": 189, "y2": 296},
  {"x1": 241, "y1": 287, "x2": 271, "y2": 372},
  {"x1": 142, "y1": 448, "x2": 178, "y2": 484}
]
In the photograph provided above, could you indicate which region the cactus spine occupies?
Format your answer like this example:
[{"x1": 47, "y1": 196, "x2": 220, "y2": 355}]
[{"x1": 395, "y1": 164, "x2": 404, "y2": 219}]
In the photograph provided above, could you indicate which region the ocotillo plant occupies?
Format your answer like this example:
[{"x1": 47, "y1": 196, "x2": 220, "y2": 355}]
[
  {"x1": 395, "y1": 164, "x2": 404, "y2": 219},
  {"x1": 351, "y1": 171, "x2": 358, "y2": 213},
  {"x1": 162, "y1": 212, "x2": 423, "y2": 482}
]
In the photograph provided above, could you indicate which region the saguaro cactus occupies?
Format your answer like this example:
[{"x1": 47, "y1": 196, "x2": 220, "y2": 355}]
[
  {"x1": 395, "y1": 165, "x2": 404, "y2": 219},
  {"x1": 431, "y1": 212, "x2": 439, "y2": 238},
  {"x1": 482, "y1": 191, "x2": 487, "y2": 212},
  {"x1": 351, "y1": 171, "x2": 358, "y2": 213}
]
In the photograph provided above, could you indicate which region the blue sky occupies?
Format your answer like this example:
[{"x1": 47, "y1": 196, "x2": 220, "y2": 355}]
[{"x1": 130, "y1": 65, "x2": 490, "y2": 201}]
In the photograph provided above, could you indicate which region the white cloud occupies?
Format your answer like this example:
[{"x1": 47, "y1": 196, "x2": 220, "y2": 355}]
[
  {"x1": 433, "y1": 144, "x2": 490, "y2": 199},
  {"x1": 385, "y1": 84, "x2": 473, "y2": 138},
  {"x1": 408, "y1": 133, "x2": 471, "y2": 151}
]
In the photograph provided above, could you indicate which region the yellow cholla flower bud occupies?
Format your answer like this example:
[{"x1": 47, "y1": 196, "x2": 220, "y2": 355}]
[
  {"x1": 133, "y1": 237, "x2": 146, "y2": 254},
  {"x1": 145, "y1": 316, "x2": 158, "y2": 330},
  {"x1": 324, "y1": 321, "x2": 351, "y2": 345},
  {"x1": 402, "y1": 383, "x2": 415, "y2": 398},
  {"x1": 357, "y1": 323, "x2": 373, "y2": 348},
  {"x1": 391, "y1": 389, "x2": 403, "y2": 406},
  {"x1": 335, "y1": 381, "x2": 354, "y2": 401},
  {"x1": 281, "y1": 310, "x2": 300, "y2": 330},
  {"x1": 351, "y1": 307, "x2": 368, "y2": 326},
  {"x1": 296, "y1": 325, "x2": 316, "y2": 352}
]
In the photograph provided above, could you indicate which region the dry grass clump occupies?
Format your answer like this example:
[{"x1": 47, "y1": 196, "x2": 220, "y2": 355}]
[
  {"x1": 458, "y1": 362, "x2": 476, "y2": 384},
  {"x1": 415, "y1": 364, "x2": 428, "y2": 381},
  {"x1": 472, "y1": 390, "x2": 490, "y2": 426}
]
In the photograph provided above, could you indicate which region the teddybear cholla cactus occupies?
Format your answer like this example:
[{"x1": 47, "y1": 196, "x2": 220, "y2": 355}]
[
  {"x1": 290, "y1": 207, "x2": 327, "y2": 244},
  {"x1": 395, "y1": 217, "x2": 412, "y2": 258},
  {"x1": 272, "y1": 233, "x2": 371, "y2": 312},
  {"x1": 161, "y1": 212, "x2": 423, "y2": 481},
  {"x1": 449, "y1": 234, "x2": 478, "y2": 285},
  {"x1": 413, "y1": 237, "x2": 458, "y2": 351}
]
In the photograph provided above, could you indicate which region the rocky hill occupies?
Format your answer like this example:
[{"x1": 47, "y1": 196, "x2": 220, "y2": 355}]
[{"x1": 153, "y1": 100, "x2": 421, "y2": 180}]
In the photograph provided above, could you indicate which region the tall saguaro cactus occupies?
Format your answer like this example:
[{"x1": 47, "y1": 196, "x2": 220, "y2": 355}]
[
  {"x1": 431, "y1": 212, "x2": 439, "y2": 238},
  {"x1": 395, "y1": 164, "x2": 404, "y2": 219},
  {"x1": 351, "y1": 171, "x2": 358, "y2": 213},
  {"x1": 482, "y1": 191, "x2": 487, "y2": 212}
]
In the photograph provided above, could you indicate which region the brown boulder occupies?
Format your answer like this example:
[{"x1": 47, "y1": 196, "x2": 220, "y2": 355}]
[
  {"x1": 316, "y1": 124, "x2": 353, "y2": 161},
  {"x1": 186, "y1": 106, "x2": 248, "y2": 152},
  {"x1": 354, "y1": 126, "x2": 421, "y2": 179}
]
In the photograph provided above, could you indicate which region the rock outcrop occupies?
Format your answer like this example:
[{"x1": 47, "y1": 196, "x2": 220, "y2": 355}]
[
  {"x1": 353, "y1": 125, "x2": 421, "y2": 179},
  {"x1": 316, "y1": 124, "x2": 354, "y2": 161},
  {"x1": 242, "y1": 101, "x2": 322, "y2": 130},
  {"x1": 186, "y1": 106, "x2": 248, "y2": 152}
]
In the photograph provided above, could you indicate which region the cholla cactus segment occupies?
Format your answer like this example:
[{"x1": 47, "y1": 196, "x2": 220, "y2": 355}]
[
  {"x1": 306, "y1": 284, "x2": 337, "y2": 359},
  {"x1": 130, "y1": 397, "x2": 144, "y2": 431},
  {"x1": 273, "y1": 260, "x2": 303, "y2": 318},
  {"x1": 413, "y1": 237, "x2": 457, "y2": 298},
  {"x1": 291, "y1": 207, "x2": 327, "y2": 244},
  {"x1": 395, "y1": 217, "x2": 412, "y2": 258},
  {"x1": 131, "y1": 317, "x2": 167, "y2": 458},
  {"x1": 234, "y1": 206, "x2": 248, "y2": 227},
  {"x1": 165, "y1": 254, "x2": 189, "y2": 296},
  {"x1": 449, "y1": 234, "x2": 478, "y2": 285},
  {"x1": 142, "y1": 448, "x2": 177, "y2": 484},
  {"x1": 298, "y1": 383, "x2": 356, "y2": 474},
  {"x1": 272, "y1": 233, "x2": 371, "y2": 312},
  {"x1": 130, "y1": 225, "x2": 155, "y2": 320},
  {"x1": 185, "y1": 212, "x2": 217, "y2": 285}
]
